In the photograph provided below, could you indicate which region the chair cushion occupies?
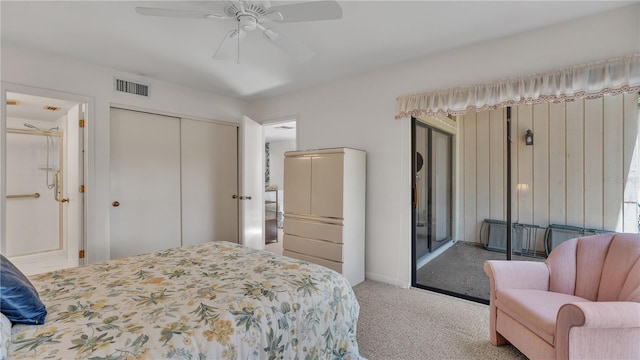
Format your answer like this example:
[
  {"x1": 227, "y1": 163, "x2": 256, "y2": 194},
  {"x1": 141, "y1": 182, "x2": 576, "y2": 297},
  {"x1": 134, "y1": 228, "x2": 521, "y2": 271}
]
[{"x1": 496, "y1": 289, "x2": 590, "y2": 345}]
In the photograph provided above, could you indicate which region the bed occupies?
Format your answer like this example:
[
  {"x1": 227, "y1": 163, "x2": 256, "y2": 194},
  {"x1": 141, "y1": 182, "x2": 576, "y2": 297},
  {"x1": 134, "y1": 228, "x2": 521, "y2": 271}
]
[{"x1": 3, "y1": 241, "x2": 361, "y2": 359}]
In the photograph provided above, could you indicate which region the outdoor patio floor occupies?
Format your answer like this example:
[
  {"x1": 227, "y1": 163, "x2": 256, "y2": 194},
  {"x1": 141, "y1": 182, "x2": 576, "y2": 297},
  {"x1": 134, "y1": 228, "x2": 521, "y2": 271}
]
[{"x1": 415, "y1": 241, "x2": 544, "y2": 301}]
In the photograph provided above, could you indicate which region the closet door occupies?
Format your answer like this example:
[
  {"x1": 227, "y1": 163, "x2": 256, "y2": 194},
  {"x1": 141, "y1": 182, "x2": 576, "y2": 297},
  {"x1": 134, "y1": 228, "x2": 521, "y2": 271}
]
[
  {"x1": 181, "y1": 119, "x2": 238, "y2": 245},
  {"x1": 110, "y1": 108, "x2": 181, "y2": 259}
]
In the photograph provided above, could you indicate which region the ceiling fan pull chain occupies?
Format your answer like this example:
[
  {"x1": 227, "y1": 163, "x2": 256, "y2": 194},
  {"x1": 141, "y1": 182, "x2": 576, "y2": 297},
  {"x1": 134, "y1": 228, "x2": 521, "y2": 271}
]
[{"x1": 237, "y1": 19, "x2": 241, "y2": 64}]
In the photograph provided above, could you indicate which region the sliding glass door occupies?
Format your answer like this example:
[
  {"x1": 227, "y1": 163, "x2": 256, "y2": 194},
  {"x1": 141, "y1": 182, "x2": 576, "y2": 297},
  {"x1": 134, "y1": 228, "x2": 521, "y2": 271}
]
[{"x1": 412, "y1": 120, "x2": 453, "y2": 259}]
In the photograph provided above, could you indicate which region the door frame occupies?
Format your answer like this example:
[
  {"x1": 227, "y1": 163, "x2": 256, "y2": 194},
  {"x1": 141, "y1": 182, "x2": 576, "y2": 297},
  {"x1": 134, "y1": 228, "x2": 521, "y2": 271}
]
[{"x1": 1, "y1": 82, "x2": 92, "y2": 272}]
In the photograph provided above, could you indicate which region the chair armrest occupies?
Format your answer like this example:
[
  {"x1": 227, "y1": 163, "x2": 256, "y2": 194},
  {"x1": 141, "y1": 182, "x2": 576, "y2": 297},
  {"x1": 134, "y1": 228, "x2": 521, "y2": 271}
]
[
  {"x1": 484, "y1": 260, "x2": 550, "y2": 294},
  {"x1": 558, "y1": 301, "x2": 640, "y2": 329},
  {"x1": 556, "y1": 302, "x2": 640, "y2": 360}
]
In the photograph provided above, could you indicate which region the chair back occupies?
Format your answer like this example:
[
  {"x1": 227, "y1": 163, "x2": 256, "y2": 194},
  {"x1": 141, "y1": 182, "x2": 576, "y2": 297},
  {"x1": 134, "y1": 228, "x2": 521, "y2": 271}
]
[{"x1": 546, "y1": 233, "x2": 640, "y2": 302}]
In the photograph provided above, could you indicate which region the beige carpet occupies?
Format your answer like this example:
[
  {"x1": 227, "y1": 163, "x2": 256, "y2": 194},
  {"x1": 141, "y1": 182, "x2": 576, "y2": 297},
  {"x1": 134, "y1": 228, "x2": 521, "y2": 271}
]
[
  {"x1": 264, "y1": 238, "x2": 525, "y2": 359},
  {"x1": 353, "y1": 280, "x2": 526, "y2": 360}
]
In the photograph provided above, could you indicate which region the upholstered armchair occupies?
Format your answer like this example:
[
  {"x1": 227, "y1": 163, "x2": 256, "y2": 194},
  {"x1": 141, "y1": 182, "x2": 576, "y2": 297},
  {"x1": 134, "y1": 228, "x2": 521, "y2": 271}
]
[{"x1": 484, "y1": 233, "x2": 640, "y2": 360}]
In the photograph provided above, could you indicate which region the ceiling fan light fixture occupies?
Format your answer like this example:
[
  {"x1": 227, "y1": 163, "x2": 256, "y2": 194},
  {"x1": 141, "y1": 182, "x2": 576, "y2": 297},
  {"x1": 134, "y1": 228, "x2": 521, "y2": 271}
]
[{"x1": 238, "y1": 14, "x2": 257, "y2": 32}]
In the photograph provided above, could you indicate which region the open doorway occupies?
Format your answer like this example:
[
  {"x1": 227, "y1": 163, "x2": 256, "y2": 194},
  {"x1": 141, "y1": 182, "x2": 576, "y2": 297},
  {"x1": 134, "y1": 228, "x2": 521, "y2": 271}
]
[
  {"x1": 4, "y1": 92, "x2": 86, "y2": 275},
  {"x1": 263, "y1": 120, "x2": 297, "y2": 255}
]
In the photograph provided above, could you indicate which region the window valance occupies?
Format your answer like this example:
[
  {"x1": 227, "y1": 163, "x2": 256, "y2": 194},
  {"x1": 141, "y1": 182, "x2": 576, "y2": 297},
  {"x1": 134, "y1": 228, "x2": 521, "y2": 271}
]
[{"x1": 395, "y1": 54, "x2": 640, "y2": 119}]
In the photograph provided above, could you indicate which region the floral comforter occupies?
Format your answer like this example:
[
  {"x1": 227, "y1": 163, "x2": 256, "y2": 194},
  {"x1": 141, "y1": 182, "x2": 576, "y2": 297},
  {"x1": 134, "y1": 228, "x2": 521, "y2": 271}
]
[{"x1": 9, "y1": 242, "x2": 361, "y2": 359}]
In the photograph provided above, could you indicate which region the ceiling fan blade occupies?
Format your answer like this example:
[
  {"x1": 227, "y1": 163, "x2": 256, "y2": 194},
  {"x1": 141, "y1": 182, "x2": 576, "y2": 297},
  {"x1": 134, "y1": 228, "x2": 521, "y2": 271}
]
[
  {"x1": 135, "y1": 7, "x2": 226, "y2": 19},
  {"x1": 266, "y1": 0, "x2": 343, "y2": 23},
  {"x1": 262, "y1": 27, "x2": 315, "y2": 62},
  {"x1": 213, "y1": 30, "x2": 246, "y2": 60}
]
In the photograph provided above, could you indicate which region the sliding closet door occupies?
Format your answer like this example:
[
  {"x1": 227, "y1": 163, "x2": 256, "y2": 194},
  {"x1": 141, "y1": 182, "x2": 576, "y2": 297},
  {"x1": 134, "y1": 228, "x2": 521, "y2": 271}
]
[
  {"x1": 110, "y1": 108, "x2": 181, "y2": 259},
  {"x1": 181, "y1": 119, "x2": 238, "y2": 245}
]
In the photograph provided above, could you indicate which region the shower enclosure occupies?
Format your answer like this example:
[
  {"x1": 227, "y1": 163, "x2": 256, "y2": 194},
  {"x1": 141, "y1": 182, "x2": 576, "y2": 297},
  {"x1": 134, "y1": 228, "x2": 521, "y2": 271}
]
[{"x1": 6, "y1": 125, "x2": 66, "y2": 257}]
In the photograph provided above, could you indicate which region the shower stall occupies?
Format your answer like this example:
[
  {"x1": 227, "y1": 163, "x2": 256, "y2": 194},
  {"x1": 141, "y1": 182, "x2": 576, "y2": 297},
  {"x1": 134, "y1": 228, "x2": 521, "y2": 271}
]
[
  {"x1": 6, "y1": 122, "x2": 67, "y2": 257},
  {"x1": 4, "y1": 91, "x2": 85, "y2": 275}
]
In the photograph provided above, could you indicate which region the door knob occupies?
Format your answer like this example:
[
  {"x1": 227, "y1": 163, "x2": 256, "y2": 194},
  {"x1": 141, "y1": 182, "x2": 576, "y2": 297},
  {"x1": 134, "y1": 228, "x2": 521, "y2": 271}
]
[
  {"x1": 112, "y1": 201, "x2": 120, "y2": 207},
  {"x1": 232, "y1": 195, "x2": 252, "y2": 200}
]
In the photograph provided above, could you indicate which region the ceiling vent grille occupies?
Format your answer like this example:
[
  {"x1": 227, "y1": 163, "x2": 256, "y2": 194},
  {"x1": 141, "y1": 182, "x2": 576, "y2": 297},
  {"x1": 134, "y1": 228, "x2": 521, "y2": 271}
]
[{"x1": 114, "y1": 78, "x2": 149, "y2": 97}]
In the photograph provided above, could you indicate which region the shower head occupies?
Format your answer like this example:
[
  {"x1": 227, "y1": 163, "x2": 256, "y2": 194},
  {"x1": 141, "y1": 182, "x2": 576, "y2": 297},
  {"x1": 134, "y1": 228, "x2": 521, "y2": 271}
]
[{"x1": 24, "y1": 123, "x2": 40, "y2": 130}]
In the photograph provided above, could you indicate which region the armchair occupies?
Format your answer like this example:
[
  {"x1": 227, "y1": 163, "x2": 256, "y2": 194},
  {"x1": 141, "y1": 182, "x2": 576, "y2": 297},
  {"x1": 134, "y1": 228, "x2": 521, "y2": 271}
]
[{"x1": 484, "y1": 233, "x2": 640, "y2": 359}]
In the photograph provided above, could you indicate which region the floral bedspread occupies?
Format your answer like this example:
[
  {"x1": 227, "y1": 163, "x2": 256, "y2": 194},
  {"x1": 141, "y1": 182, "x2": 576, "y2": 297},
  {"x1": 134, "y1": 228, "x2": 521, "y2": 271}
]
[{"x1": 9, "y1": 242, "x2": 361, "y2": 359}]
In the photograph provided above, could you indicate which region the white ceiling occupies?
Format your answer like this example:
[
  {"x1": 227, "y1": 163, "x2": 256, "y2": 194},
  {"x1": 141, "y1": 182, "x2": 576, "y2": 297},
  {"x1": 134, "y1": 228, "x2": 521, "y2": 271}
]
[{"x1": 2, "y1": 1, "x2": 636, "y2": 101}]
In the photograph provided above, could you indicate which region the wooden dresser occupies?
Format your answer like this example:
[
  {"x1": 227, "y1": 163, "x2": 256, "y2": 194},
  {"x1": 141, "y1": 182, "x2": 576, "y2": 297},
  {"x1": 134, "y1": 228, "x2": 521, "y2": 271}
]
[{"x1": 282, "y1": 148, "x2": 366, "y2": 286}]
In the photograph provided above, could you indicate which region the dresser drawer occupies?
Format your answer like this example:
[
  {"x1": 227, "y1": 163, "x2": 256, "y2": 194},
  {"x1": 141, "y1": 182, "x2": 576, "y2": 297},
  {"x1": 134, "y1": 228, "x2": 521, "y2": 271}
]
[
  {"x1": 284, "y1": 234, "x2": 343, "y2": 262},
  {"x1": 284, "y1": 218, "x2": 343, "y2": 244},
  {"x1": 283, "y1": 250, "x2": 342, "y2": 274}
]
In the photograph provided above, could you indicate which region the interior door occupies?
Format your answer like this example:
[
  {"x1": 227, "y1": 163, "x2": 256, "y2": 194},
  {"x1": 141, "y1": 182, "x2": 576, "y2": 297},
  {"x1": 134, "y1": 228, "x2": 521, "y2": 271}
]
[
  {"x1": 240, "y1": 115, "x2": 264, "y2": 250},
  {"x1": 181, "y1": 119, "x2": 238, "y2": 245},
  {"x1": 110, "y1": 108, "x2": 181, "y2": 259},
  {"x1": 64, "y1": 104, "x2": 84, "y2": 266}
]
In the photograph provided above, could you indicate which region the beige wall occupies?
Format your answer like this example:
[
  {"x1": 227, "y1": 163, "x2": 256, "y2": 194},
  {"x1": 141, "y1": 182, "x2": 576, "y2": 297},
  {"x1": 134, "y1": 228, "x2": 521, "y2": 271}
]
[{"x1": 460, "y1": 93, "x2": 639, "y2": 252}]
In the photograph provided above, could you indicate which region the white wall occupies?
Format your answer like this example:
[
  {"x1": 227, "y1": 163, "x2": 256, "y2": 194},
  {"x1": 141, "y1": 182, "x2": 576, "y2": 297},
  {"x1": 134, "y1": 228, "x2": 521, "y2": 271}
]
[
  {"x1": 460, "y1": 94, "x2": 639, "y2": 254},
  {"x1": 1, "y1": 43, "x2": 248, "y2": 264},
  {"x1": 248, "y1": 6, "x2": 640, "y2": 287}
]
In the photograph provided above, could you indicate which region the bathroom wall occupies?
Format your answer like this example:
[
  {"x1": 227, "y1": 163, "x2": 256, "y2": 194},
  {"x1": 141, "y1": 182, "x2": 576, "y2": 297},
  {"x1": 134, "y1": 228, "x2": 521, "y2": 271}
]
[{"x1": 6, "y1": 117, "x2": 65, "y2": 256}]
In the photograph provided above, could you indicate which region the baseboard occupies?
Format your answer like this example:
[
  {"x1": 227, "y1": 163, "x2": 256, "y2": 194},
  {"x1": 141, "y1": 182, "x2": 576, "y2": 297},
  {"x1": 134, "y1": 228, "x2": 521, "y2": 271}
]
[{"x1": 365, "y1": 272, "x2": 411, "y2": 288}]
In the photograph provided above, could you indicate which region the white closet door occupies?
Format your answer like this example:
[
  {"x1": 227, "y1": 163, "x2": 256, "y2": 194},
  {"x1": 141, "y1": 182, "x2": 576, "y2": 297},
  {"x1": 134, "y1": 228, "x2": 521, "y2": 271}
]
[
  {"x1": 181, "y1": 119, "x2": 238, "y2": 245},
  {"x1": 110, "y1": 108, "x2": 181, "y2": 259},
  {"x1": 311, "y1": 154, "x2": 344, "y2": 218}
]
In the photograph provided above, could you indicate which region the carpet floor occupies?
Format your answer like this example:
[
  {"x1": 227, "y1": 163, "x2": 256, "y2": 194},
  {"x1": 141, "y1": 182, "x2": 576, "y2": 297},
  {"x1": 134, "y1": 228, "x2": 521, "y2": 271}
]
[{"x1": 353, "y1": 280, "x2": 526, "y2": 360}]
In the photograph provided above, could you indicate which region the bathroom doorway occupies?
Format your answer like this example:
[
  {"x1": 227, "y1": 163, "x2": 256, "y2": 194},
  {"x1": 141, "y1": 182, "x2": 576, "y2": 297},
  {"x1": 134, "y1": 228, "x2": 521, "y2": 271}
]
[
  {"x1": 4, "y1": 92, "x2": 86, "y2": 274},
  {"x1": 263, "y1": 120, "x2": 297, "y2": 254}
]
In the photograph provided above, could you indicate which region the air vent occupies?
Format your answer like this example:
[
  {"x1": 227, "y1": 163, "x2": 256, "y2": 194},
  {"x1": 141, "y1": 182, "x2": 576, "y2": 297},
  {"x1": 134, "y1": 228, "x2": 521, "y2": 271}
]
[
  {"x1": 114, "y1": 78, "x2": 149, "y2": 97},
  {"x1": 6, "y1": 99, "x2": 19, "y2": 105},
  {"x1": 276, "y1": 125, "x2": 295, "y2": 130}
]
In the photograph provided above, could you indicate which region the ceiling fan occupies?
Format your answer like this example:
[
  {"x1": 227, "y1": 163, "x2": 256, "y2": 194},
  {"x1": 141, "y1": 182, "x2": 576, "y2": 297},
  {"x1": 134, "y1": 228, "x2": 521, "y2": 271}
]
[{"x1": 135, "y1": 0, "x2": 343, "y2": 63}]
